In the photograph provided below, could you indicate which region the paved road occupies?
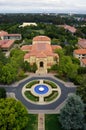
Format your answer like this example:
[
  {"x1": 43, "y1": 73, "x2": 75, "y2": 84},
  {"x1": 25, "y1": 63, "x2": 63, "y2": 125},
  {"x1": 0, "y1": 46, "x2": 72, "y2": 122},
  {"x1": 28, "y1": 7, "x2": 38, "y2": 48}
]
[{"x1": 4, "y1": 76, "x2": 76, "y2": 111}]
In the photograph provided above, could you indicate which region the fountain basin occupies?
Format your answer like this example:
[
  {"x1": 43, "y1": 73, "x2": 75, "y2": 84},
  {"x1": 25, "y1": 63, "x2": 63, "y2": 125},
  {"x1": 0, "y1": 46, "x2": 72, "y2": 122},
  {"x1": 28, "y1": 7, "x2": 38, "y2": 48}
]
[{"x1": 34, "y1": 84, "x2": 49, "y2": 94}]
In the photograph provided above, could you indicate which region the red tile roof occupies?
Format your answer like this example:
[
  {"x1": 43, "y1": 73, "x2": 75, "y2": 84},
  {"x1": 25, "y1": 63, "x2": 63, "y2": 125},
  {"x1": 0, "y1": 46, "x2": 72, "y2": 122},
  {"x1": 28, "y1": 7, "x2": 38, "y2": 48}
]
[
  {"x1": 62, "y1": 25, "x2": 76, "y2": 33},
  {"x1": 74, "y1": 49, "x2": 86, "y2": 54},
  {"x1": 4, "y1": 34, "x2": 21, "y2": 37},
  {"x1": 0, "y1": 40, "x2": 14, "y2": 49},
  {"x1": 81, "y1": 59, "x2": 86, "y2": 65},
  {"x1": 33, "y1": 36, "x2": 51, "y2": 42},
  {"x1": 24, "y1": 43, "x2": 59, "y2": 59},
  {"x1": 0, "y1": 30, "x2": 8, "y2": 37},
  {"x1": 24, "y1": 53, "x2": 30, "y2": 59},
  {"x1": 36, "y1": 52, "x2": 47, "y2": 58},
  {"x1": 78, "y1": 38, "x2": 86, "y2": 49},
  {"x1": 21, "y1": 45, "x2": 32, "y2": 51},
  {"x1": 31, "y1": 43, "x2": 52, "y2": 53},
  {"x1": 51, "y1": 45, "x2": 62, "y2": 51}
]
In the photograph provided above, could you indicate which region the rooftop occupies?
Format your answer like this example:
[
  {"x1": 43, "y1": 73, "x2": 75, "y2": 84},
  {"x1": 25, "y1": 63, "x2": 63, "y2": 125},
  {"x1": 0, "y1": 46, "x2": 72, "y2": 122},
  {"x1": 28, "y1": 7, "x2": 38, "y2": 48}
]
[
  {"x1": 3, "y1": 34, "x2": 21, "y2": 37},
  {"x1": 51, "y1": 45, "x2": 62, "y2": 51},
  {"x1": 61, "y1": 25, "x2": 76, "y2": 33},
  {"x1": 0, "y1": 39, "x2": 14, "y2": 48},
  {"x1": 78, "y1": 38, "x2": 86, "y2": 49},
  {"x1": 24, "y1": 43, "x2": 59, "y2": 59},
  {"x1": 31, "y1": 43, "x2": 52, "y2": 53},
  {"x1": 21, "y1": 45, "x2": 32, "y2": 51},
  {"x1": 19, "y1": 22, "x2": 37, "y2": 27},
  {"x1": 74, "y1": 49, "x2": 86, "y2": 54},
  {"x1": 0, "y1": 30, "x2": 8, "y2": 37}
]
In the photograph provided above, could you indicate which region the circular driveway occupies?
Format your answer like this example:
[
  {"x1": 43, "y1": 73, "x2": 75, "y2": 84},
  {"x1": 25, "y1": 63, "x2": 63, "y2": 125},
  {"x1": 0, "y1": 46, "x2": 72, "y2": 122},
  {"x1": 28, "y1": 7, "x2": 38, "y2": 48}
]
[{"x1": 5, "y1": 76, "x2": 76, "y2": 111}]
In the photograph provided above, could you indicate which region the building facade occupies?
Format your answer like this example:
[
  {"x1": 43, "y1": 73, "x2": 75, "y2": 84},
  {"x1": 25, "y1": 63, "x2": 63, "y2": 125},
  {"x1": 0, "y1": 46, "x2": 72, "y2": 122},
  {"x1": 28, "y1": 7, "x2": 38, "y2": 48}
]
[
  {"x1": 0, "y1": 30, "x2": 21, "y2": 40},
  {"x1": 73, "y1": 49, "x2": 86, "y2": 67},
  {"x1": 21, "y1": 36, "x2": 61, "y2": 74},
  {"x1": 73, "y1": 49, "x2": 86, "y2": 60}
]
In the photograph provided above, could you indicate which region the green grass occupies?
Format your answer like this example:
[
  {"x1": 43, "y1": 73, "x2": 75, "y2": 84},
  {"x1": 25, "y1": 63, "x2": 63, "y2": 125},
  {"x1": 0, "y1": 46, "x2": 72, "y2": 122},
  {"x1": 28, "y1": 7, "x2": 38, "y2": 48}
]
[
  {"x1": 44, "y1": 91, "x2": 58, "y2": 101},
  {"x1": 26, "y1": 80, "x2": 39, "y2": 88},
  {"x1": 24, "y1": 91, "x2": 39, "y2": 102},
  {"x1": 25, "y1": 114, "x2": 38, "y2": 130},
  {"x1": 44, "y1": 80, "x2": 57, "y2": 88},
  {"x1": 45, "y1": 114, "x2": 64, "y2": 130}
]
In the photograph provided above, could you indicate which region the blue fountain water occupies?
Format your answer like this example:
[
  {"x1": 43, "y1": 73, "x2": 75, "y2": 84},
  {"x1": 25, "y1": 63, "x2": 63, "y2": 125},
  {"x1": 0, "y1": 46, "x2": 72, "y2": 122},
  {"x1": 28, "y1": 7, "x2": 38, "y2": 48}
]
[{"x1": 34, "y1": 84, "x2": 49, "y2": 94}]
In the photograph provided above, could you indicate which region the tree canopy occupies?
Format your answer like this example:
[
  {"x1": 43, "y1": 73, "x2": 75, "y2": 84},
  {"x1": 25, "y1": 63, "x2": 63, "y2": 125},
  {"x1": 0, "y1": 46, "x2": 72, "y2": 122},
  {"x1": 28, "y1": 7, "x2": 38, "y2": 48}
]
[
  {"x1": 0, "y1": 98, "x2": 28, "y2": 130},
  {"x1": 59, "y1": 94, "x2": 85, "y2": 130}
]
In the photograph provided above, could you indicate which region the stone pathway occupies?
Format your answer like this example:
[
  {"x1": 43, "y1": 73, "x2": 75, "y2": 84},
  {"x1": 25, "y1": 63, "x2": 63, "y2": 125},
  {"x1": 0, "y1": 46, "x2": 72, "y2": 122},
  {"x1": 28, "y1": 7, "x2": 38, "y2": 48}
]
[{"x1": 38, "y1": 113, "x2": 45, "y2": 130}]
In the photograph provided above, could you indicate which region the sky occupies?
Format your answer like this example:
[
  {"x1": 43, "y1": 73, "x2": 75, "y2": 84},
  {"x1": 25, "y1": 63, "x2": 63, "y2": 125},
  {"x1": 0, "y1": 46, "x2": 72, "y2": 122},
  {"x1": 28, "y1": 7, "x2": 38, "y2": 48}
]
[{"x1": 0, "y1": 0, "x2": 86, "y2": 14}]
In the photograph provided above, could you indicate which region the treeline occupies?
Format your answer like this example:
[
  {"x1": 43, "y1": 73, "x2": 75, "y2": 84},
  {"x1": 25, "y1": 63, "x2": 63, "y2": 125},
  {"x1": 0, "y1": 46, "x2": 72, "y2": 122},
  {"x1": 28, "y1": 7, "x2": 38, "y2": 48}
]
[
  {"x1": 0, "y1": 13, "x2": 85, "y2": 25},
  {"x1": 0, "y1": 22, "x2": 79, "y2": 47}
]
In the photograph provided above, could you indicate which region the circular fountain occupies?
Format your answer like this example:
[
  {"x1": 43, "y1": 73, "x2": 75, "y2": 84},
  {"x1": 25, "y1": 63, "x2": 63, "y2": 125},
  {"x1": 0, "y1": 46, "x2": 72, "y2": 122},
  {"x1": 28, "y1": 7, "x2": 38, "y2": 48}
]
[
  {"x1": 34, "y1": 84, "x2": 49, "y2": 94},
  {"x1": 38, "y1": 86, "x2": 45, "y2": 91}
]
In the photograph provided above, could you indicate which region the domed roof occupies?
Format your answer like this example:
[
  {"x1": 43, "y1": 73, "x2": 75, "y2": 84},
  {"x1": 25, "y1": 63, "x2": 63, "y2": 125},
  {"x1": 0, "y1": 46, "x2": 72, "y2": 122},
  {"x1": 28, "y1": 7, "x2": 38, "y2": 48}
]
[{"x1": 33, "y1": 36, "x2": 51, "y2": 42}]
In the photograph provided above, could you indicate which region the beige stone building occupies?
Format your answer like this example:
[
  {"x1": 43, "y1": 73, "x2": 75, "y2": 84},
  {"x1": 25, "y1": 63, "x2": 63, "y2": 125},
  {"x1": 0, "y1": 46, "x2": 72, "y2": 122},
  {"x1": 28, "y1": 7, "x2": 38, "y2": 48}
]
[
  {"x1": 21, "y1": 36, "x2": 61, "y2": 74},
  {"x1": 73, "y1": 49, "x2": 86, "y2": 60},
  {"x1": 73, "y1": 49, "x2": 86, "y2": 67}
]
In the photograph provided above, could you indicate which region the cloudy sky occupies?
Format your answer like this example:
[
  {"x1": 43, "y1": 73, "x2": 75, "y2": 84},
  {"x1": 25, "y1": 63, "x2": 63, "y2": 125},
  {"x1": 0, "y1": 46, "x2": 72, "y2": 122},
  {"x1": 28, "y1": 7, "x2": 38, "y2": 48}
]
[{"x1": 0, "y1": 0, "x2": 86, "y2": 13}]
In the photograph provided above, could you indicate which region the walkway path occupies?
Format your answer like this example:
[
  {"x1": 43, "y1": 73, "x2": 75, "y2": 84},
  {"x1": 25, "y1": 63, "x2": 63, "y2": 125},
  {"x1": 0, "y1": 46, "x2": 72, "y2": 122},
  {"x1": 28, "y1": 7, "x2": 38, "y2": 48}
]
[{"x1": 38, "y1": 113, "x2": 45, "y2": 130}]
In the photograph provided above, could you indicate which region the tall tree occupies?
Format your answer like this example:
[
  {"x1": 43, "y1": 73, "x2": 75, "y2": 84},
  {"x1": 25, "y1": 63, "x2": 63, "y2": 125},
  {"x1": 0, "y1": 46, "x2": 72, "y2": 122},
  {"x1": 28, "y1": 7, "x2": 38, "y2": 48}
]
[
  {"x1": 1, "y1": 63, "x2": 17, "y2": 84},
  {"x1": 59, "y1": 94, "x2": 85, "y2": 130}
]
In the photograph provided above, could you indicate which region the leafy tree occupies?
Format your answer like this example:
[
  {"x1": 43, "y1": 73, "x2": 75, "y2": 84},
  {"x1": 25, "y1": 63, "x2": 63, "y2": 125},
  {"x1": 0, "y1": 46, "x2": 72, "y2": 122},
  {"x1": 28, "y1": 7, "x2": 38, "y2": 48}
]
[
  {"x1": 73, "y1": 74, "x2": 86, "y2": 85},
  {"x1": 31, "y1": 63, "x2": 37, "y2": 73},
  {"x1": 77, "y1": 84, "x2": 86, "y2": 103},
  {"x1": 0, "y1": 88, "x2": 6, "y2": 98},
  {"x1": 55, "y1": 49, "x2": 65, "y2": 58},
  {"x1": 1, "y1": 63, "x2": 17, "y2": 84},
  {"x1": 17, "y1": 69, "x2": 25, "y2": 78},
  {"x1": 0, "y1": 49, "x2": 8, "y2": 65},
  {"x1": 58, "y1": 56, "x2": 78, "y2": 79},
  {"x1": 59, "y1": 94, "x2": 85, "y2": 130},
  {"x1": 23, "y1": 61, "x2": 31, "y2": 72},
  {"x1": 50, "y1": 64, "x2": 58, "y2": 72},
  {"x1": 0, "y1": 98, "x2": 28, "y2": 130},
  {"x1": 51, "y1": 38, "x2": 60, "y2": 45},
  {"x1": 10, "y1": 48, "x2": 25, "y2": 68},
  {"x1": 78, "y1": 67, "x2": 86, "y2": 74},
  {"x1": 71, "y1": 57, "x2": 80, "y2": 65},
  {"x1": 64, "y1": 45, "x2": 75, "y2": 56}
]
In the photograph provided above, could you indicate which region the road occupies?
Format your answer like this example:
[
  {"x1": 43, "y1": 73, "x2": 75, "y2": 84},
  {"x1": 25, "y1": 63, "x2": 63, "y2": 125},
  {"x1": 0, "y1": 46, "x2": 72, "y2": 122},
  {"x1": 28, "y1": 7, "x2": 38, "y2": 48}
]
[{"x1": 4, "y1": 76, "x2": 76, "y2": 112}]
